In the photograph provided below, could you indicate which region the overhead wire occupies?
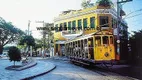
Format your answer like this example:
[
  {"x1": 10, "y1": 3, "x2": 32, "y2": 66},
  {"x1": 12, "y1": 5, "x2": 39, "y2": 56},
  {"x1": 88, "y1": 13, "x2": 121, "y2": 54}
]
[
  {"x1": 125, "y1": 12, "x2": 142, "y2": 19},
  {"x1": 123, "y1": 8, "x2": 142, "y2": 19}
]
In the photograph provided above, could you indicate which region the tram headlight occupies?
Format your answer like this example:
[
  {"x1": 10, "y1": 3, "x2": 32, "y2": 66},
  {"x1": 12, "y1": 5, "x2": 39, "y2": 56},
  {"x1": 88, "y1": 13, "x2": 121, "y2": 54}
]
[{"x1": 105, "y1": 52, "x2": 109, "y2": 57}]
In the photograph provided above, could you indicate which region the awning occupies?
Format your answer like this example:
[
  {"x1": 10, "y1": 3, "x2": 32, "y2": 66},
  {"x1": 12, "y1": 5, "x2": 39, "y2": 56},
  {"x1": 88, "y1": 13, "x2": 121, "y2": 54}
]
[
  {"x1": 55, "y1": 41, "x2": 66, "y2": 44},
  {"x1": 66, "y1": 34, "x2": 93, "y2": 43}
]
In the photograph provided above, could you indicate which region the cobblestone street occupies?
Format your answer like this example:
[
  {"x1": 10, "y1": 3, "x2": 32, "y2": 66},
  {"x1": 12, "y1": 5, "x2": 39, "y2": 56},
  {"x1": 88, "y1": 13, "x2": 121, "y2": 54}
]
[{"x1": 33, "y1": 59, "x2": 137, "y2": 80}]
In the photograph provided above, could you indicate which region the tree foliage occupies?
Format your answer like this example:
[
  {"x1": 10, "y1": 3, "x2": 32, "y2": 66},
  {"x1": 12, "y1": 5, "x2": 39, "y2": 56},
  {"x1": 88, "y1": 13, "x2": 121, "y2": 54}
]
[
  {"x1": 81, "y1": 0, "x2": 94, "y2": 9},
  {"x1": 19, "y1": 35, "x2": 35, "y2": 46},
  {"x1": 96, "y1": 0, "x2": 113, "y2": 7},
  {"x1": 8, "y1": 46, "x2": 21, "y2": 66},
  {"x1": 33, "y1": 39, "x2": 43, "y2": 51},
  {"x1": 40, "y1": 23, "x2": 54, "y2": 49},
  {"x1": 129, "y1": 30, "x2": 142, "y2": 65},
  {"x1": 0, "y1": 17, "x2": 25, "y2": 54}
]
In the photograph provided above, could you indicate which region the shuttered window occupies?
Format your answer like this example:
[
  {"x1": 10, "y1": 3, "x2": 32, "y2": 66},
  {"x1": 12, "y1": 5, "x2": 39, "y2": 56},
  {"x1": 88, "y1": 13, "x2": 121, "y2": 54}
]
[
  {"x1": 90, "y1": 17, "x2": 95, "y2": 29},
  {"x1": 55, "y1": 24, "x2": 58, "y2": 32},
  {"x1": 78, "y1": 19, "x2": 82, "y2": 30},
  {"x1": 72, "y1": 20, "x2": 76, "y2": 30},
  {"x1": 83, "y1": 18, "x2": 87, "y2": 29},
  {"x1": 68, "y1": 21, "x2": 71, "y2": 30}
]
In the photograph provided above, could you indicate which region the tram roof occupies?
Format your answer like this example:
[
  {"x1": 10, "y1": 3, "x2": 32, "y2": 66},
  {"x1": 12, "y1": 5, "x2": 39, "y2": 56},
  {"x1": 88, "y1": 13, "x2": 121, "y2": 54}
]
[
  {"x1": 65, "y1": 31, "x2": 113, "y2": 43},
  {"x1": 66, "y1": 34, "x2": 93, "y2": 43}
]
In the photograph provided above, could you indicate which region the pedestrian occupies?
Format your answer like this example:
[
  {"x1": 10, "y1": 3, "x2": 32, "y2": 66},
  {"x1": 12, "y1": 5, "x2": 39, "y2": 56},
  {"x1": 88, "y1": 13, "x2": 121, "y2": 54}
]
[{"x1": 42, "y1": 50, "x2": 45, "y2": 58}]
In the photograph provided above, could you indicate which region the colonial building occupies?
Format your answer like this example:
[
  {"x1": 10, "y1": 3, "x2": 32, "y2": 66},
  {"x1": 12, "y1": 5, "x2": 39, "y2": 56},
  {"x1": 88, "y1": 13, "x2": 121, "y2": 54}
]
[{"x1": 53, "y1": 0, "x2": 128, "y2": 61}]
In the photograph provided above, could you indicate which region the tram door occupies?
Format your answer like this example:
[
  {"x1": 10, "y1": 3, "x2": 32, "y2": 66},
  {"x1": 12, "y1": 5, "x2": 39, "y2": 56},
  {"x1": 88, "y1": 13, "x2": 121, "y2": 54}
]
[
  {"x1": 102, "y1": 36, "x2": 115, "y2": 60},
  {"x1": 94, "y1": 36, "x2": 115, "y2": 60},
  {"x1": 88, "y1": 37, "x2": 94, "y2": 59},
  {"x1": 94, "y1": 36, "x2": 102, "y2": 60},
  {"x1": 102, "y1": 36, "x2": 110, "y2": 59}
]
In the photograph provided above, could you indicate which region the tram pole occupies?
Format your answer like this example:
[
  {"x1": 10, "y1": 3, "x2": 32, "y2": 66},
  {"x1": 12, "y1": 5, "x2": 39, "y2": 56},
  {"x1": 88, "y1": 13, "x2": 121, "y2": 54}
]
[{"x1": 116, "y1": 0, "x2": 120, "y2": 60}]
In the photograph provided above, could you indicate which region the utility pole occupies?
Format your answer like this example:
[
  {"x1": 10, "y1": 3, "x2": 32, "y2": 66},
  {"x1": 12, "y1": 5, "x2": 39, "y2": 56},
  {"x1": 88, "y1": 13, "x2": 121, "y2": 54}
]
[
  {"x1": 35, "y1": 21, "x2": 46, "y2": 55},
  {"x1": 28, "y1": 20, "x2": 31, "y2": 35},
  {"x1": 42, "y1": 21, "x2": 46, "y2": 52},
  {"x1": 28, "y1": 20, "x2": 32, "y2": 57},
  {"x1": 116, "y1": 0, "x2": 132, "y2": 60}
]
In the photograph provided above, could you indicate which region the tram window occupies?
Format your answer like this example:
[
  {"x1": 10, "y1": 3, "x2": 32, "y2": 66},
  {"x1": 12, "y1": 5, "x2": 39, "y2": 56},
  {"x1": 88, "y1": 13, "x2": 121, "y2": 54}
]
[
  {"x1": 89, "y1": 38, "x2": 93, "y2": 47},
  {"x1": 90, "y1": 17, "x2": 95, "y2": 29},
  {"x1": 75, "y1": 41, "x2": 77, "y2": 47},
  {"x1": 103, "y1": 36, "x2": 109, "y2": 44},
  {"x1": 59, "y1": 23, "x2": 63, "y2": 31},
  {"x1": 78, "y1": 19, "x2": 82, "y2": 30},
  {"x1": 72, "y1": 20, "x2": 76, "y2": 30},
  {"x1": 99, "y1": 16, "x2": 109, "y2": 27},
  {"x1": 68, "y1": 21, "x2": 71, "y2": 30},
  {"x1": 64, "y1": 22, "x2": 67, "y2": 30},
  {"x1": 83, "y1": 18, "x2": 87, "y2": 29},
  {"x1": 110, "y1": 36, "x2": 113, "y2": 44},
  {"x1": 95, "y1": 36, "x2": 101, "y2": 46},
  {"x1": 78, "y1": 41, "x2": 80, "y2": 47}
]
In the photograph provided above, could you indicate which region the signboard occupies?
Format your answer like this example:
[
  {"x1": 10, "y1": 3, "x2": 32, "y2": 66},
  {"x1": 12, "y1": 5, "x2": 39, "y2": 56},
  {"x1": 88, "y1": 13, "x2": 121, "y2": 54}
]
[{"x1": 113, "y1": 28, "x2": 118, "y2": 35}]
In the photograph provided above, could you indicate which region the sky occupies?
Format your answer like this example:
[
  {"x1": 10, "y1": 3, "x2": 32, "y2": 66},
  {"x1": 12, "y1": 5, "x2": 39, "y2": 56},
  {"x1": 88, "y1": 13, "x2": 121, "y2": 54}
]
[{"x1": 0, "y1": 0, "x2": 142, "y2": 38}]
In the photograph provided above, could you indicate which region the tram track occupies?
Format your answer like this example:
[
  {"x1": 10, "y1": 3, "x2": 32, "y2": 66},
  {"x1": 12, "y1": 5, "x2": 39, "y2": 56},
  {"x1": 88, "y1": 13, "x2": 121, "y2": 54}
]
[{"x1": 72, "y1": 62, "x2": 138, "y2": 80}]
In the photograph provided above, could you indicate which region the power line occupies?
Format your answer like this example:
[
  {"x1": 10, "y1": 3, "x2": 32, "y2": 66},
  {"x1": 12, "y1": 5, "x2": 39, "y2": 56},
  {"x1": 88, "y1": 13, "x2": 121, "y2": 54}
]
[
  {"x1": 125, "y1": 12, "x2": 142, "y2": 19},
  {"x1": 123, "y1": 8, "x2": 142, "y2": 19}
]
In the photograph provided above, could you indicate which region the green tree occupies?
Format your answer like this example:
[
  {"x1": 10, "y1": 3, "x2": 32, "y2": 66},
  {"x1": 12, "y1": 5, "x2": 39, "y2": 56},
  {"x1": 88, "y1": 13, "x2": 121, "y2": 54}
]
[
  {"x1": 8, "y1": 46, "x2": 21, "y2": 66},
  {"x1": 81, "y1": 0, "x2": 94, "y2": 9},
  {"x1": 19, "y1": 35, "x2": 35, "y2": 52},
  {"x1": 130, "y1": 30, "x2": 142, "y2": 65},
  {"x1": 40, "y1": 23, "x2": 54, "y2": 50},
  {"x1": 0, "y1": 17, "x2": 24, "y2": 54},
  {"x1": 33, "y1": 38, "x2": 43, "y2": 51},
  {"x1": 96, "y1": 0, "x2": 113, "y2": 7}
]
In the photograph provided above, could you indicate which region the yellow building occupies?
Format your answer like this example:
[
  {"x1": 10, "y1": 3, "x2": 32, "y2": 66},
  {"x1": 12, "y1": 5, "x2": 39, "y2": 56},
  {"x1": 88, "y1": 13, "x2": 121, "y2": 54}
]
[{"x1": 53, "y1": 1, "x2": 127, "y2": 58}]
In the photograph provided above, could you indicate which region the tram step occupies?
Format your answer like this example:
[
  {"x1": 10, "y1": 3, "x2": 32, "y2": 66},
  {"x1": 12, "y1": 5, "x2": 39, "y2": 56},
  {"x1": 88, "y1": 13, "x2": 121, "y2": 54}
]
[{"x1": 71, "y1": 59, "x2": 89, "y2": 65}]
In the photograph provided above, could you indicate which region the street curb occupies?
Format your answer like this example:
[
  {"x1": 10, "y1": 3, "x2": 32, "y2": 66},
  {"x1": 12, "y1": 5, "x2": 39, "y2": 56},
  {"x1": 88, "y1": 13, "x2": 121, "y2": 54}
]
[
  {"x1": 17, "y1": 61, "x2": 37, "y2": 71},
  {"x1": 21, "y1": 64, "x2": 56, "y2": 80},
  {"x1": 5, "y1": 61, "x2": 37, "y2": 71}
]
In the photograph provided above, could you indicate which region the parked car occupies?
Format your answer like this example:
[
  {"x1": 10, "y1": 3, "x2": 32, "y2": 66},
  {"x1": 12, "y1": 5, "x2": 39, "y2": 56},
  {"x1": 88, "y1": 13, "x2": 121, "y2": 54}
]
[{"x1": 0, "y1": 52, "x2": 8, "y2": 57}]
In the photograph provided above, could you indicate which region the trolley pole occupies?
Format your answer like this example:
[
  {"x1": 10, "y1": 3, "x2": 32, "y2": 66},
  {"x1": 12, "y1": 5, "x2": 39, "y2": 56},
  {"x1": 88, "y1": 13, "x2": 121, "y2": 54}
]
[
  {"x1": 116, "y1": 0, "x2": 120, "y2": 60},
  {"x1": 116, "y1": 0, "x2": 132, "y2": 60}
]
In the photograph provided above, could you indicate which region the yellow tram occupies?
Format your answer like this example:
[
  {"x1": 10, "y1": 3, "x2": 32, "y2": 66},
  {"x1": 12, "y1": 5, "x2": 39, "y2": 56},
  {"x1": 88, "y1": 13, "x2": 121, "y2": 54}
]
[
  {"x1": 53, "y1": 0, "x2": 128, "y2": 64},
  {"x1": 65, "y1": 31, "x2": 115, "y2": 64}
]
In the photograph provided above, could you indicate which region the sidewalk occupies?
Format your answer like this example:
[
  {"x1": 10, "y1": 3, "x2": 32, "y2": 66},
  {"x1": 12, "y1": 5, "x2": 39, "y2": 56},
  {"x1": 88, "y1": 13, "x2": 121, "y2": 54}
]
[
  {"x1": 31, "y1": 56, "x2": 70, "y2": 61},
  {"x1": 0, "y1": 60, "x2": 56, "y2": 80}
]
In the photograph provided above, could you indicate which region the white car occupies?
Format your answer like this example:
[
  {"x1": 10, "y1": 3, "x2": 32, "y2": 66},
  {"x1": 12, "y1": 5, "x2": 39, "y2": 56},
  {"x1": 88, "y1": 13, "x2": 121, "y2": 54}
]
[{"x1": 0, "y1": 52, "x2": 8, "y2": 58}]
